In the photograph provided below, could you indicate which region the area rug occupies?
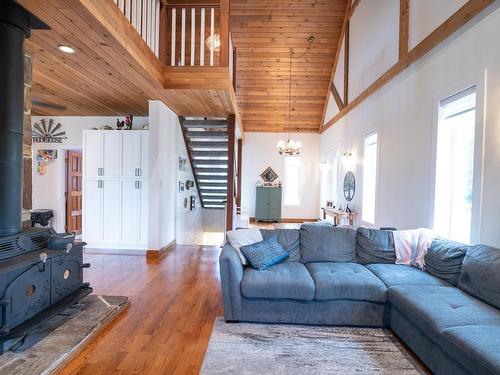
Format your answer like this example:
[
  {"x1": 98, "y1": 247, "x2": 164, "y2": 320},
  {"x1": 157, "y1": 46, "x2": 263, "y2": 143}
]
[
  {"x1": 201, "y1": 318, "x2": 426, "y2": 374},
  {"x1": 0, "y1": 295, "x2": 129, "y2": 375}
]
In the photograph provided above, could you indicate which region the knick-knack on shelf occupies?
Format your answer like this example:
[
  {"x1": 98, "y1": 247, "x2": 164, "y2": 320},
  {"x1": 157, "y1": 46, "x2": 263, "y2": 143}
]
[
  {"x1": 116, "y1": 118, "x2": 124, "y2": 130},
  {"x1": 125, "y1": 115, "x2": 133, "y2": 130}
]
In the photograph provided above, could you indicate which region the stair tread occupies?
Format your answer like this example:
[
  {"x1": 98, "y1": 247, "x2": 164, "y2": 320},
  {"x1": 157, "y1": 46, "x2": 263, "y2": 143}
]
[{"x1": 187, "y1": 131, "x2": 228, "y2": 138}]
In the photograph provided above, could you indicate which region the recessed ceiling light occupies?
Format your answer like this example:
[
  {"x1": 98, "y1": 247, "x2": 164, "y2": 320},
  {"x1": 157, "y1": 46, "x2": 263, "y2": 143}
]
[{"x1": 57, "y1": 45, "x2": 75, "y2": 54}]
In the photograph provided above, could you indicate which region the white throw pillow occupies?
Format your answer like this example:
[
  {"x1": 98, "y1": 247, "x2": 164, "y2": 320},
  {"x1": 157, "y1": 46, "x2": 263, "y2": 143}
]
[{"x1": 226, "y1": 228, "x2": 263, "y2": 265}]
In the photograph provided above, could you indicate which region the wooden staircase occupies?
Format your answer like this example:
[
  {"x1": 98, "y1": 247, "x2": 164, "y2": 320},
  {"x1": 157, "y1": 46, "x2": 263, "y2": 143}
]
[{"x1": 180, "y1": 117, "x2": 229, "y2": 210}]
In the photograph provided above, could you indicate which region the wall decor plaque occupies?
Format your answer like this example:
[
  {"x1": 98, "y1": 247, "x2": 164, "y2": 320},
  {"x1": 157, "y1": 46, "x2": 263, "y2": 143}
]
[{"x1": 32, "y1": 119, "x2": 66, "y2": 143}]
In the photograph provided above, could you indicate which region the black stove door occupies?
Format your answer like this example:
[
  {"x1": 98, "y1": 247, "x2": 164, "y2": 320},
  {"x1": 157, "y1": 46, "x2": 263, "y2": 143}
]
[
  {"x1": 50, "y1": 255, "x2": 83, "y2": 304},
  {"x1": 1, "y1": 262, "x2": 51, "y2": 331}
]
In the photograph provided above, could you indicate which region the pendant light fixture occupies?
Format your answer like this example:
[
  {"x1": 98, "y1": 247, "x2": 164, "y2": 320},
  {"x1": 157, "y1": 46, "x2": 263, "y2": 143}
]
[{"x1": 277, "y1": 36, "x2": 315, "y2": 156}]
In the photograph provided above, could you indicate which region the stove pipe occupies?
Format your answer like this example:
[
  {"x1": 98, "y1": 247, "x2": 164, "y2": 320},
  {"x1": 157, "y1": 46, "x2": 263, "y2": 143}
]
[{"x1": 0, "y1": 1, "x2": 31, "y2": 236}]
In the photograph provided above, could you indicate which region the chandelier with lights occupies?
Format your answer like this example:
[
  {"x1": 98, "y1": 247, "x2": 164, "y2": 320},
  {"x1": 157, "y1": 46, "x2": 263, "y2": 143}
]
[{"x1": 277, "y1": 37, "x2": 314, "y2": 156}]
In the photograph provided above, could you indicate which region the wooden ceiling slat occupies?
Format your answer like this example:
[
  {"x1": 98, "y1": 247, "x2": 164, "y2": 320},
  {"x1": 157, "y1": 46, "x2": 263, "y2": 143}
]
[{"x1": 231, "y1": 0, "x2": 347, "y2": 132}]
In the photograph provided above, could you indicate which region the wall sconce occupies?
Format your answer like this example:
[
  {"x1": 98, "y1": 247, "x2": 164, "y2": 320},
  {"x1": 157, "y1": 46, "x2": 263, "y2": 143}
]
[
  {"x1": 319, "y1": 160, "x2": 329, "y2": 171},
  {"x1": 343, "y1": 151, "x2": 352, "y2": 158}
]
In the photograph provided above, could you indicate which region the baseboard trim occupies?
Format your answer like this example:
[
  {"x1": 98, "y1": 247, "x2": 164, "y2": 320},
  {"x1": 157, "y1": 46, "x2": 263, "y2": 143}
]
[
  {"x1": 249, "y1": 217, "x2": 318, "y2": 223},
  {"x1": 146, "y1": 240, "x2": 176, "y2": 260}
]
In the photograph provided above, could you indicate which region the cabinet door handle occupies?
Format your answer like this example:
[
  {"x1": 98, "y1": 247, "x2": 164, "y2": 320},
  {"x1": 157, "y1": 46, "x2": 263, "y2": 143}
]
[
  {"x1": 137, "y1": 168, "x2": 141, "y2": 177},
  {"x1": 138, "y1": 181, "x2": 141, "y2": 189}
]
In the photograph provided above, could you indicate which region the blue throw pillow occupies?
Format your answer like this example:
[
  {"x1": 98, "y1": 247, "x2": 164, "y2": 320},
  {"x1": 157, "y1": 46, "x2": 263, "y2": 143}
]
[{"x1": 240, "y1": 235, "x2": 289, "y2": 271}]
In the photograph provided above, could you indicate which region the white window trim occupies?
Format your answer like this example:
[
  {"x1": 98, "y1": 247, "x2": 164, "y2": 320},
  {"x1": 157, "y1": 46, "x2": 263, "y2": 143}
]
[
  {"x1": 429, "y1": 71, "x2": 486, "y2": 244},
  {"x1": 361, "y1": 130, "x2": 380, "y2": 227},
  {"x1": 283, "y1": 155, "x2": 302, "y2": 207}
]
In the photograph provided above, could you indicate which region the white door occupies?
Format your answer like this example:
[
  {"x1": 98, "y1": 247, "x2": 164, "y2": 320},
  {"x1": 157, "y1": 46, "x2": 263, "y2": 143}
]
[
  {"x1": 102, "y1": 132, "x2": 121, "y2": 178},
  {"x1": 101, "y1": 179, "x2": 122, "y2": 243},
  {"x1": 83, "y1": 179, "x2": 102, "y2": 243},
  {"x1": 83, "y1": 131, "x2": 102, "y2": 177},
  {"x1": 121, "y1": 180, "x2": 140, "y2": 244},
  {"x1": 122, "y1": 132, "x2": 142, "y2": 178},
  {"x1": 140, "y1": 132, "x2": 149, "y2": 178},
  {"x1": 138, "y1": 180, "x2": 148, "y2": 245}
]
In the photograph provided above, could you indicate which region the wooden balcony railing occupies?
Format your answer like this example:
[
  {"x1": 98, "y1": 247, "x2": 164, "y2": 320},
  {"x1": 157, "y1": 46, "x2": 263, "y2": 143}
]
[
  {"x1": 161, "y1": 1, "x2": 231, "y2": 68},
  {"x1": 112, "y1": 0, "x2": 161, "y2": 57}
]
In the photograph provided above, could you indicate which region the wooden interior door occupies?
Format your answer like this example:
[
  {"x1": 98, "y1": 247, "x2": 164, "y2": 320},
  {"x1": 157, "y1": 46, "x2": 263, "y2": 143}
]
[{"x1": 66, "y1": 150, "x2": 83, "y2": 235}]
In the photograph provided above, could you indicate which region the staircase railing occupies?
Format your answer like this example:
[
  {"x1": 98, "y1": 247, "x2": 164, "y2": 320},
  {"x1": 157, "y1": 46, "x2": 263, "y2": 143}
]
[
  {"x1": 161, "y1": 1, "x2": 232, "y2": 68},
  {"x1": 112, "y1": 0, "x2": 161, "y2": 57}
]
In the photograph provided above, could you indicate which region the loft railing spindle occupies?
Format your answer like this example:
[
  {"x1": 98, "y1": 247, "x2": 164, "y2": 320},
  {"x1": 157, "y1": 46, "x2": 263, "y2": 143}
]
[
  {"x1": 190, "y1": 8, "x2": 195, "y2": 66},
  {"x1": 210, "y1": 7, "x2": 215, "y2": 66},
  {"x1": 200, "y1": 8, "x2": 205, "y2": 66},
  {"x1": 171, "y1": 8, "x2": 176, "y2": 66}
]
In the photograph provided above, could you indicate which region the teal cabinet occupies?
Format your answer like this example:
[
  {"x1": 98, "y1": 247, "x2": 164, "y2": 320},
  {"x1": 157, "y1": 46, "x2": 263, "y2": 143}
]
[{"x1": 255, "y1": 187, "x2": 282, "y2": 222}]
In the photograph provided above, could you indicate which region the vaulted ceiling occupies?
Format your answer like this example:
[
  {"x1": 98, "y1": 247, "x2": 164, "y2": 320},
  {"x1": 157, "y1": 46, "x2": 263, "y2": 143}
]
[{"x1": 230, "y1": 0, "x2": 348, "y2": 132}]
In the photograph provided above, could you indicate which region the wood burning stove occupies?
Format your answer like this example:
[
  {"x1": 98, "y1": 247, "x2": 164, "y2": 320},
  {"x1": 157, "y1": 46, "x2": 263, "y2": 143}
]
[
  {"x1": 0, "y1": 1, "x2": 92, "y2": 354},
  {"x1": 0, "y1": 228, "x2": 92, "y2": 352}
]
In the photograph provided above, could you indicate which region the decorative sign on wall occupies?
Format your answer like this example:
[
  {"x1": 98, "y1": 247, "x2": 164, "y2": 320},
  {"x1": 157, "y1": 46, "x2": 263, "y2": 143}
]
[
  {"x1": 178, "y1": 156, "x2": 187, "y2": 171},
  {"x1": 32, "y1": 119, "x2": 67, "y2": 143},
  {"x1": 36, "y1": 150, "x2": 57, "y2": 175}
]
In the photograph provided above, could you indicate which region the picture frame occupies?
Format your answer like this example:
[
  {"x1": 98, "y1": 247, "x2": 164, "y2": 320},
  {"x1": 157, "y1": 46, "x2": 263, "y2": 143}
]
[
  {"x1": 178, "y1": 156, "x2": 187, "y2": 171},
  {"x1": 179, "y1": 181, "x2": 185, "y2": 192}
]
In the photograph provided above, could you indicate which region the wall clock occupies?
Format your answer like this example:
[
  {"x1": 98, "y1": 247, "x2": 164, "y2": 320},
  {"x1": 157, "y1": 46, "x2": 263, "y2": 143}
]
[{"x1": 343, "y1": 171, "x2": 356, "y2": 201}]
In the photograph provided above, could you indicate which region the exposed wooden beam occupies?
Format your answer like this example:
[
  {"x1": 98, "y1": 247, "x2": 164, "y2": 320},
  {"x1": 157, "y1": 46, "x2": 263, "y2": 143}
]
[
  {"x1": 347, "y1": 0, "x2": 362, "y2": 19},
  {"x1": 321, "y1": 0, "x2": 494, "y2": 133},
  {"x1": 226, "y1": 115, "x2": 236, "y2": 231},
  {"x1": 399, "y1": 0, "x2": 410, "y2": 60},
  {"x1": 319, "y1": 0, "x2": 353, "y2": 130},
  {"x1": 330, "y1": 84, "x2": 345, "y2": 110},
  {"x1": 344, "y1": 20, "x2": 350, "y2": 105},
  {"x1": 219, "y1": 0, "x2": 230, "y2": 67},
  {"x1": 236, "y1": 138, "x2": 243, "y2": 210}
]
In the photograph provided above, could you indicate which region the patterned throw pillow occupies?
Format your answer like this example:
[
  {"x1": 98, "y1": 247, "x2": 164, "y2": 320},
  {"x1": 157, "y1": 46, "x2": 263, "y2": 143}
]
[{"x1": 240, "y1": 235, "x2": 289, "y2": 271}]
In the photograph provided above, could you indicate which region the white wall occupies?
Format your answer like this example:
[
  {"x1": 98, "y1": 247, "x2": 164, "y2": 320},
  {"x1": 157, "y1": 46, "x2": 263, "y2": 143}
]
[
  {"x1": 31, "y1": 116, "x2": 148, "y2": 232},
  {"x1": 242, "y1": 132, "x2": 320, "y2": 220},
  {"x1": 349, "y1": 0, "x2": 399, "y2": 99},
  {"x1": 320, "y1": 3, "x2": 500, "y2": 247},
  {"x1": 148, "y1": 100, "x2": 204, "y2": 250}
]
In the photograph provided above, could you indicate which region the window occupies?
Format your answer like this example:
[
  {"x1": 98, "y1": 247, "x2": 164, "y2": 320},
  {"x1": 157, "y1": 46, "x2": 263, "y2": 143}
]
[
  {"x1": 434, "y1": 87, "x2": 476, "y2": 244},
  {"x1": 362, "y1": 132, "x2": 378, "y2": 224},
  {"x1": 284, "y1": 156, "x2": 301, "y2": 206}
]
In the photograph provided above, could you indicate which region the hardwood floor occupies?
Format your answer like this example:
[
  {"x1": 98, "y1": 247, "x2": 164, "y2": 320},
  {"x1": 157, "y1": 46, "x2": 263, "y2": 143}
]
[{"x1": 60, "y1": 245, "x2": 223, "y2": 375}]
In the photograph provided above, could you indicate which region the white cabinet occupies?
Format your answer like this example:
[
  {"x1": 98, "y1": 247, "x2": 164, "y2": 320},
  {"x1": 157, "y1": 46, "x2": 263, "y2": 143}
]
[
  {"x1": 122, "y1": 131, "x2": 148, "y2": 178},
  {"x1": 121, "y1": 180, "x2": 148, "y2": 246},
  {"x1": 83, "y1": 132, "x2": 103, "y2": 177},
  {"x1": 83, "y1": 179, "x2": 102, "y2": 243},
  {"x1": 102, "y1": 132, "x2": 121, "y2": 178},
  {"x1": 83, "y1": 130, "x2": 149, "y2": 250},
  {"x1": 101, "y1": 179, "x2": 121, "y2": 243}
]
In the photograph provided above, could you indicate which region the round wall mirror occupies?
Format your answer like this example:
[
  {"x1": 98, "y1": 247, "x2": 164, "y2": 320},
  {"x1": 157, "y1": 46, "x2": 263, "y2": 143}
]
[{"x1": 343, "y1": 171, "x2": 356, "y2": 201}]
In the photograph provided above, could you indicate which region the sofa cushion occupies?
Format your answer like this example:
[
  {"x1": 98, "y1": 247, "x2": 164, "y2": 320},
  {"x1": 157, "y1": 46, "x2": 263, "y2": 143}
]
[
  {"x1": 306, "y1": 262, "x2": 387, "y2": 302},
  {"x1": 458, "y1": 245, "x2": 500, "y2": 309},
  {"x1": 356, "y1": 227, "x2": 396, "y2": 264},
  {"x1": 388, "y1": 286, "x2": 500, "y2": 336},
  {"x1": 300, "y1": 225, "x2": 356, "y2": 263},
  {"x1": 226, "y1": 228, "x2": 263, "y2": 265},
  {"x1": 366, "y1": 264, "x2": 450, "y2": 288},
  {"x1": 241, "y1": 262, "x2": 315, "y2": 301},
  {"x1": 425, "y1": 237, "x2": 468, "y2": 286},
  {"x1": 440, "y1": 325, "x2": 500, "y2": 375},
  {"x1": 240, "y1": 235, "x2": 288, "y2": 271},
  {"x1": 260, "y1": 229, "x2": 300, "y2": 262}
]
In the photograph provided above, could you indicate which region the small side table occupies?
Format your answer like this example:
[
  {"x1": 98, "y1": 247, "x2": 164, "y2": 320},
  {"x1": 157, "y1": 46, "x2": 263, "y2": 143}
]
[
  {"x1": 31, "y1": 209, "x2": 54, "y2": 227},
  {"x1": 322, "y1": 208, "x2": 356, "y2": 226}
]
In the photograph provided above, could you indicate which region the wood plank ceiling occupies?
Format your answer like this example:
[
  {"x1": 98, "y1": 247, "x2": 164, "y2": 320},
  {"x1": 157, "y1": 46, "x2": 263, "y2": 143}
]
[{"x1": 230, "y1": 0, "x2": 347, "y2": 133}]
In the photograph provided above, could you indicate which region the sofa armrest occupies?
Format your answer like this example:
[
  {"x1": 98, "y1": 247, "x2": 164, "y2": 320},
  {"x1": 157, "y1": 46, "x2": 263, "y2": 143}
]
[{"x1": 219, "y1": 244, "x2": 243, "y2": 321}]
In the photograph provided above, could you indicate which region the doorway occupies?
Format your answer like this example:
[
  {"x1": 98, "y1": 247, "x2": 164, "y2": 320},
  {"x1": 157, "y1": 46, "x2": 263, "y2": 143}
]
[{"x1": 65, "y1": 150, "x2": 83, "y2": 236}]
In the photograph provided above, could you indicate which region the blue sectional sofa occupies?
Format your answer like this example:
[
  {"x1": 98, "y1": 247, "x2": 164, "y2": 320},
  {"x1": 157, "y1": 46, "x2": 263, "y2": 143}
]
[{"x1": 219, "y1": 225, "x2": 500, "y2": 375}]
